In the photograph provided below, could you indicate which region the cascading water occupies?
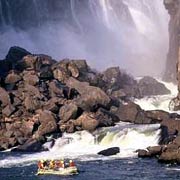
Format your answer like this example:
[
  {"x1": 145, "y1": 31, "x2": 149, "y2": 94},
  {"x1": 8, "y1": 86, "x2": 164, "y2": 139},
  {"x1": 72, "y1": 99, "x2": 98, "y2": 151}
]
[
  {"x1": 135, "y1": 80, "x2": 178, "y2": 113},
  {"x1": 0, "y1": 123, "x2": 160, "y2": 168},
  {"x1": 0, "y1": 0, "x2": 168, "y2": 77}
]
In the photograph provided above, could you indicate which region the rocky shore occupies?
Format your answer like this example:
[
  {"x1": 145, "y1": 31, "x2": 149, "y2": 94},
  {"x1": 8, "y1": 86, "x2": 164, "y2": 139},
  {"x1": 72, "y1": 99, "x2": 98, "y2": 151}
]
[{"x1": 0, "y1": 46, "x2": 179, "y2": 164}]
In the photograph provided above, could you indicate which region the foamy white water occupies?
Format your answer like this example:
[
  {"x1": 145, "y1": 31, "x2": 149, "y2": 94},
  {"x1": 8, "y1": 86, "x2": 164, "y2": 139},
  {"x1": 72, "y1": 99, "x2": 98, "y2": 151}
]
[
  {"x1": 135, "y1": 79, "x2": 179, "y2": 113},
  {"x1": 0, "y1": 123, "x2": 160, "y2": 168}
]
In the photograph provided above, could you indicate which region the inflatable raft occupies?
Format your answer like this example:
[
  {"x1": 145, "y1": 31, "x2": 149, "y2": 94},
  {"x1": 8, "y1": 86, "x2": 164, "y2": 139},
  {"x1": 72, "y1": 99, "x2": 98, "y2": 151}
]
[{"x1": 36, "y1": 166, "x2": 78, "y2": 176}]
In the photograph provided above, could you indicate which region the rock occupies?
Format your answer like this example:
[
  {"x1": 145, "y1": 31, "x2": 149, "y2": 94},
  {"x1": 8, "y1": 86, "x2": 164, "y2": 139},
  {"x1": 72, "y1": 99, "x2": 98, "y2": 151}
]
[
  {"x1": 59, "y1": 103, "x2": 78, "y2": 123},
  {"x1": 66, "y1": 77, "x2": 110, "y2": 111},
  {"x1": 163, "y1": 0, "x2": 179, "y2": 82},
  {"x1": 35, "y1": 110, "x2": 57, "y2": 137},
  {"x1": 0, "y1": 87, "x2": 11, "y2": 107},
  {"x1": 73, "y1": 112, "x2": 99, "y2": 131},
  {"x1": 24, "y1": 84, "x2": 42, "y2": 98},
  {"x1": 0, "y1": 137, "x2": 17, "y2": 150},
  {"x1": 39, "y1": 66, "x2": 53, "y2": 80},
  {"x1": 147, "y1": 146, "x2": 163, "y2": 156},
  {"x1": 102, "y1": 67, "x2": 121, "y2": 91},
  {"x1": 53, "y1": 66, "x2": 69, "y2": 83},
  {"x1": 98, "y1": 147, "x2": 120, "y2": 156},
  {"x1": 161, "y1": 119, "x2": 180, "y2": 135},
  {"x1": 48, "y1": 80, "x2": 66, "y2": 98},
  {"x1": 95, "y1": 108, "x2": 118, "y2": 127},
  {"x1": 5, "y1": 71, "x2": 22, "y2": 84},
  {"x1": 24, "y1": 95, "x2": 42, "y2": 112},
  {"x1": 68, "y1": 62, "x2": 79, "y2": 78},
  {"x1": 59, "y1": 120, "x2": 75, "y2": 133},
  {"x1": 2, "y1": 104, "x2": 16, "y2": 117},
  {"x1": 138, "y1": 76, "x2": 170, "y2": 96},
  {"x1": 23, "y1": 71, "x2": 39, "y2": 86},
  {"x1": 137, "y1": 149, "x2": 151, "y2": 158},
  {"x1": 158, "y1": 150, "x2": 180, "y2": 164},
  {"x1": 11, "y1": 138, "x2": 43, "y2": 152},
  {"x1": 113, "y1": 102, "x2": 141, "y2": 123},
  {"x1": 71, "y1": 60, "x2": 88, "y2": 72},
  {"x1": 43, "y1": 98, "x2": 59, "y2": 114},
  {"x1": 145, "y1": 110, "x2": 169, "y2": 122},
  {"x1": 5, "y1": 46, "x2": 31, "y2": 63}
]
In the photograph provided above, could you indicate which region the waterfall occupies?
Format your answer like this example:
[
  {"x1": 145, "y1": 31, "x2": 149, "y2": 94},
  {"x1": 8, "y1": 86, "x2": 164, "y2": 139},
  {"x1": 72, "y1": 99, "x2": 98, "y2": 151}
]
[
  {"x1": 0, "y1": 0, "x2": 168, "y2": 77},
  {"x1": 0, "y1": 0, "x2": 5, "y2": 26},
  {"x1": 70, "y1": 0, "x2": 83, "y2": 33}
]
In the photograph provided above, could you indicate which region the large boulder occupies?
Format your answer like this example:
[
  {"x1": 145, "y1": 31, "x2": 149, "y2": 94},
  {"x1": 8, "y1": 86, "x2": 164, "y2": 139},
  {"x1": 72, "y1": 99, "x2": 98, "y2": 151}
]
[
  {"x1": 35, "y1": 110, "x2": 57, "y2": 138},
  {"x1": 66, "y1": 77, "x2": 110, "y2": 111},
  {"x1": 138, "y1": 76, "x2": 170, "y2": 96},
  {"x1": 73, "y1": 112, "x2": 99, "y2": 131},
  {"x1": 23, "y1": 71, "x2": 39, "y2": 86},
  {"x1": 98, "y1": 147, "x2": 120, "y2": 156},
  {"x1": 59, "y1": 103, "x2": 78, "y2": 123},
  {"x1": 11, "y1": 138, "x2": 43, "y2": 152},
  {"x1": 112, "y1": 102, "x2": 141, "y2": 123}
]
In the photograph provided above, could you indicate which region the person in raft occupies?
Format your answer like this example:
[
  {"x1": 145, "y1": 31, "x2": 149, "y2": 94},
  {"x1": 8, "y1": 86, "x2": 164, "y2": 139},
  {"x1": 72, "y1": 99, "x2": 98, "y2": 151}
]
[
  {"x1": 49, "y1": 160, "x2": 55, "y2": 169},
  {"x1": 55, "y1": 160, "x2": 65, "y2": 169},
  {"x1": 38, "y1": 160, "x2": 44, "y2": 170},
  {"x1": 69, "y1": 160, "x2": 75, "y2": 167}
]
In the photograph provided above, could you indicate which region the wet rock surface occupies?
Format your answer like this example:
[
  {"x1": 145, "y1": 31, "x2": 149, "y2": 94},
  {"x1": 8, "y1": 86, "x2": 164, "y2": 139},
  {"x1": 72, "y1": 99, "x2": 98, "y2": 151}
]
[{"x1": 98, "y1": 147, "x2": 120, "y2": 156}]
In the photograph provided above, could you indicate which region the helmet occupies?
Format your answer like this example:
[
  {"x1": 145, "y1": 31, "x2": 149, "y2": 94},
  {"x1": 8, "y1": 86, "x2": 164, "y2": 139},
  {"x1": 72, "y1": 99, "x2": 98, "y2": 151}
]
[{"x1": 69, "y1": 160, "x2": 73, "y2": 163}]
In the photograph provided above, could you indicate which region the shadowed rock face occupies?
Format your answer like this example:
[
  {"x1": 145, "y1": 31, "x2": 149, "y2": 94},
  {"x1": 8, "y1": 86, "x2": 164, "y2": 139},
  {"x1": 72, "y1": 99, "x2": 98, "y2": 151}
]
[
  {"x1": 163, "y1": 0, "x2": 180, "y2": 110},
  {"x1": 163, "y1": 0, "x2": 180, "y2": 82},
  {"x1": 0, "y1": 46, "x2": 178, "y2": 154}
]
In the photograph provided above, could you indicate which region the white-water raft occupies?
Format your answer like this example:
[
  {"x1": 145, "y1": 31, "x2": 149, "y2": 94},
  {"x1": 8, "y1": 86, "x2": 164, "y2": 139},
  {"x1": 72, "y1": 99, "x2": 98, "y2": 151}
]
[{"x1": 36, "y1": 167, "x2": 78, "y2": 176}]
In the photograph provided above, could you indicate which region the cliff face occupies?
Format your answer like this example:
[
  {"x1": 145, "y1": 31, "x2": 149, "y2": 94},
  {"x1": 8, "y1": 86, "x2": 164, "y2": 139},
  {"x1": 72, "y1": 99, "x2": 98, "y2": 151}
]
[{"x1": 163, "y1": 0, "x2": 180, "y2": 82}]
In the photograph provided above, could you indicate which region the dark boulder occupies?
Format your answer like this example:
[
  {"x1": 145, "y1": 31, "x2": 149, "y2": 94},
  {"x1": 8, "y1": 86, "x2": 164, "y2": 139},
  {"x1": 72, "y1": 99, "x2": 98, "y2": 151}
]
[
  {"x1": 11, "y1": 138, "x2": 43, "y2": 152},
  {"x1": 5, "y1": 46, "x2": 31, "y2": 63},
  {"x1": 98, "y1": 147, "x2": 120, "y2": 156}
]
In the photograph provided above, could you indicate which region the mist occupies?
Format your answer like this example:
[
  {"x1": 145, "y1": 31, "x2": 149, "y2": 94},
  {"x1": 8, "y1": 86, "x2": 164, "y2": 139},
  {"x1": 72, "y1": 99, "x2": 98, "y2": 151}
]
[{"x1": 0, "y1": 0, "x2": 169, "y2": 77}]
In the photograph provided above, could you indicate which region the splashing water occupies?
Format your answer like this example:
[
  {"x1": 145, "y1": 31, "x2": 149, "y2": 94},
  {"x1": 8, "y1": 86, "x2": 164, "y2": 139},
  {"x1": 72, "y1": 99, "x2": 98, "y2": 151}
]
[
  {"x1": 0, "y1": 123, "x2": 160, "y2": 168},
  {"x1": 135, "y1": 79, "x2": 179, "y2": 113}
]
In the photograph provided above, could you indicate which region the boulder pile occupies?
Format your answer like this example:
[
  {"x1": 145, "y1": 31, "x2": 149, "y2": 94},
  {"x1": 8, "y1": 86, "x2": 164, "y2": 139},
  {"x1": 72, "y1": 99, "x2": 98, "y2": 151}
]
[{"x1": 0, "y1": 46, "x2": 176, "y2": 154}]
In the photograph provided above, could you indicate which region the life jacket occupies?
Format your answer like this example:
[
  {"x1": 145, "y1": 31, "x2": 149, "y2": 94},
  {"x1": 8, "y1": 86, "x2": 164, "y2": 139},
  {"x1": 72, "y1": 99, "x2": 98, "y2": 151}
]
[
  {"x1": 69, "y1": 161, "x2": 75, "y2": 167},
  {"x1": 38, "y1": 161, "x2": 44, "y2": 169},
  {"x1": 49, "y1": 161, "x2": 55, "y2": 169}
]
